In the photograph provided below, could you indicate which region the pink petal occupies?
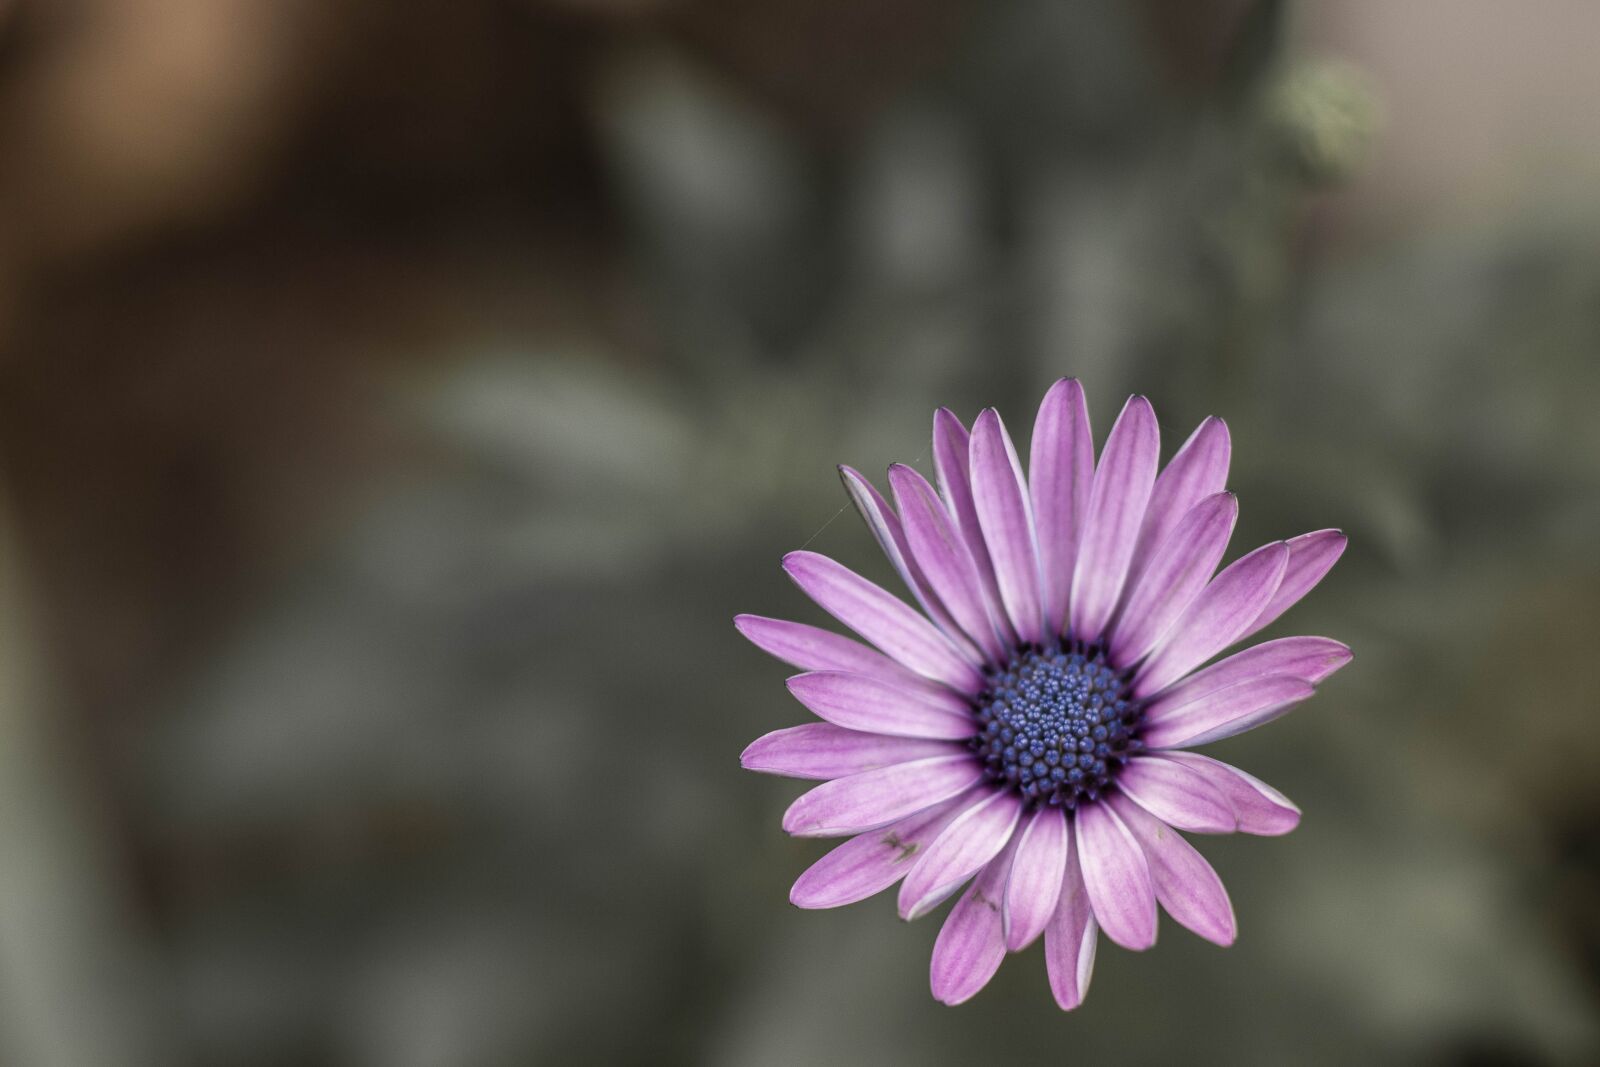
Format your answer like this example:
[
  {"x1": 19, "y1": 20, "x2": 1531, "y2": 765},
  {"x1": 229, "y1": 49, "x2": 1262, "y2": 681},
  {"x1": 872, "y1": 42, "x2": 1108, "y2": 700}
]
[
  {"x1": 1043, "y1": 834, "x2": 1098, "y2": 1011},
  {"x1": 741, "y1": 723, "x2": 963, "y2": 780},
  {"x1": 889, "y1": 464, "x2": 1007, "y2": 662},
  {"x1": 1071, "y1": 396, "x2": 1160, "y2": 643},
  {"x1": 786, "y1": 671, "x2": 977, "y2": 740},
  {"x1": 1144, "y1": 635, "x2": 1352, "y2": 711},
  {"x1": 790, "y1": 791, "x2": 976, "y2": 908},
  {"x1": 1238, "y1": 529, "x2": 1347, "y2": 642},
  {"x1": 1107, "y1": 492, "x2": 1237, "y2": 667},
  {"x1": 932, "y1": 408, "x2": 1016, "y2": 645},
  {"x1": 783, "y1": 551, "x2": 985, "y2": 695},
  {"x1": 898, "y1": 788, "x2": 1024, "y2": 919},
  {"x1": 1003, "y1": 805, "x2": 1069, "y2": 951},
  {"x1": 1114, "y1": 755, "x2": 1237, "y2": 832},
  {"x1": 734, "y1": 614, "x2": 953, "y2": 698},
  {"x1": 782, "y1": 755, "x2": 984, "y2": 838},
  {"x1": 838, "y1": 466, "x2": 977, "y2": 660},
  {"x1": 1160, "y1": 752, "x2": 1301, "y2": 836},
  {"x1": 969, "y1": 409, "x2": 1045, "y2": 644},
  {"x1": 1133, "y1": 541, "x2": 1290, "y2": 697},
  {"x1": 1074, "y1": 801, "x2": 1157, "y2": 950},
  {"x1": 1140, "y1": 675, "x2": 1316, "y2": 749},
  {"x1": 1028, "y1": 379, "x2": 1094, "y2": 637},
  {"x1": 1124, "y1": 416, "x2": 1231, "y2": 593},
  {"x1": 1109, "y1": 794, "x2": 1236, "y2": 947},
  {"x1": 929, "y1": 836, "x2": 1018, "y2": 1005}
]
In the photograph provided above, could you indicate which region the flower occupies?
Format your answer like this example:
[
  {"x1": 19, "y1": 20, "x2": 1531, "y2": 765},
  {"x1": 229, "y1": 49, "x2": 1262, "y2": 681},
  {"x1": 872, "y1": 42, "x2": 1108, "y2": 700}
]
[{"x1": 738, "y1": 380, "x2": 1350, "y2": 1009}]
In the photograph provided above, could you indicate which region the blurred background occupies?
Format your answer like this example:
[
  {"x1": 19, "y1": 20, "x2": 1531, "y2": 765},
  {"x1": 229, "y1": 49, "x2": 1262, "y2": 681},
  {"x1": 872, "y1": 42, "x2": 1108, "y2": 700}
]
[{"x1": 0, "y1": 0, "x2": 1597, "y2": 1064}]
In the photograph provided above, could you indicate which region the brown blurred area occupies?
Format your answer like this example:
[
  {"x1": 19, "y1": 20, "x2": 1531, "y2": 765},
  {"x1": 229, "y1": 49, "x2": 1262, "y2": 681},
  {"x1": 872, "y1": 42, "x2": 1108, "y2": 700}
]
[
  {"x1": 0, "y1": 0, "x2": 991, "y2": 745},
  {"x1": 0, "y1": 5, "x2": 1002, "y2": 1064},
  {"x1": 2, "y1": 0, "x2": 600, "y2": 707},
  {"x1": 0, "y1": 2, "x2": 1597, "y2": 1065}
]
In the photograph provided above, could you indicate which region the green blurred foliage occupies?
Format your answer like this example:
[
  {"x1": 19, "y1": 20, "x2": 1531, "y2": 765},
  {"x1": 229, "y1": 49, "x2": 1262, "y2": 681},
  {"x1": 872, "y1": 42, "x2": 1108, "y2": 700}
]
[{"x1": 0, "y1": 1, "x2": 1597, "y2": 1065}]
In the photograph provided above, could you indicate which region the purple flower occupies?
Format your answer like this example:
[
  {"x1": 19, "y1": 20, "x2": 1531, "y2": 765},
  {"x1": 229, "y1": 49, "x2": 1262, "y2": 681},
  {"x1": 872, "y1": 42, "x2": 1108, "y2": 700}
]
[{"x1": 739, "y1": 381, "x2": 1351, "y2": 1009}]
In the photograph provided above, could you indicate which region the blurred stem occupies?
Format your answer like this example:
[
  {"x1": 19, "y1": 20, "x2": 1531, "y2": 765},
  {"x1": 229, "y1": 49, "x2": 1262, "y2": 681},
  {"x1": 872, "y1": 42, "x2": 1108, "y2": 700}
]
[
  {"x1": 0, "y1": 492, "x2": 178, "y2": 1066},
  {"x1": 1209, "y1": 0, "x2": 1296, "y2": 417},
  {"x1": 1218, "y1": 0, "x2": 1289, "y2": 111}
]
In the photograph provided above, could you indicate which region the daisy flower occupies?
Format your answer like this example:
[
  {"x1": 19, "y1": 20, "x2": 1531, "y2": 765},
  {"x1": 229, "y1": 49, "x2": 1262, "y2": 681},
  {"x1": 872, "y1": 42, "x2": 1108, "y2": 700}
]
[{"x1": 738, "y1": 380, "x2": 1349, "y2": 1008}]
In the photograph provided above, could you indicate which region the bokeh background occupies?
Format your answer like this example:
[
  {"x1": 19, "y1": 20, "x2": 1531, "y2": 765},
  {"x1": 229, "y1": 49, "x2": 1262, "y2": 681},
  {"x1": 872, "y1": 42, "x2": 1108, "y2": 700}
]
[{"x1": 1, "y1": 1, "x2": 1598, "y2": 1064}]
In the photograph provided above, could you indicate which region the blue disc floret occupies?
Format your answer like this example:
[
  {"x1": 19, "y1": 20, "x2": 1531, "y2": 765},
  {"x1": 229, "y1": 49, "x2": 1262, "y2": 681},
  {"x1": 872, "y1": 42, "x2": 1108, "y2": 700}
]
[{"x1": 970, "y1": 643, "x2": 1144, "y2": 808}]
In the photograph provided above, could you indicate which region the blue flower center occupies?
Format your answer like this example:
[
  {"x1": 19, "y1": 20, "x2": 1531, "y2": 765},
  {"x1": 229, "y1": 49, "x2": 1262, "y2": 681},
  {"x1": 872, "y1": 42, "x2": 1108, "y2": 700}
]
[{"x1": 970, "y1": 644, "x2": 1143, "y2": 808}]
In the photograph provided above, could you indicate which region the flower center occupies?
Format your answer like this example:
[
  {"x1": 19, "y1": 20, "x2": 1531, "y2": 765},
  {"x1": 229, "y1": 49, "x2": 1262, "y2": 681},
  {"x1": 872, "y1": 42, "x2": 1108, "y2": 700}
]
[{"x1": 970, "y1": 643, "x2": 1143, "y2": 808}]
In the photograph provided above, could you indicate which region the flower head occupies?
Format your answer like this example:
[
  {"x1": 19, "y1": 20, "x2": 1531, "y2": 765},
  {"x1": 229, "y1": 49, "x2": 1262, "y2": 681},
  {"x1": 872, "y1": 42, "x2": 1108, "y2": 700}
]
[{"x1": 739, "y1": 380, "x2": 1350, "y2": 1008}]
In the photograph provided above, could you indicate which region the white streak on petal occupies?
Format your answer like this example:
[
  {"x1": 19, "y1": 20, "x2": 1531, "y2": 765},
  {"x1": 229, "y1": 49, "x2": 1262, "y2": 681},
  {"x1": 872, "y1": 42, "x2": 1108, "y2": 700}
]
[
  {"x1": 1002, "y1": 805, "x2": 1069, "y2": 951},
  {"x1": 1071, "y1": 396, "x2": 1160, "y2": 643},
  {"x1": 1074, "y1": 801, "x2": 1157, "y2": 950}
]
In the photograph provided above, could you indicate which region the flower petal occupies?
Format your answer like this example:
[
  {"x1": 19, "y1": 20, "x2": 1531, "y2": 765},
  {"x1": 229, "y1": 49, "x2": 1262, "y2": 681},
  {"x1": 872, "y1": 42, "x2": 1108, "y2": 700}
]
[
  {"x1": 932, "y1": 408, "x2": 1015, "y2": 645},
  {"x1": 969, "y1": 409, "x2": 1045, "y2": 644},
  {"x1": 1125, "y1": 417, "x2": 1231, "y2": 593},
  {"x1": 1029, "y1": 379, "x2": 1094, "y2": 637},
  {"x1": 1133, "y1": 541, "x2": 1290, "y2": 697},
  {"x1": 1003, "y1": 805, "x2": 1069, "y2": 951},
  {"x1": 1144, "y1": 635, "x2": 1352, "y2": 711},
  {"x1": 783, "y1": 755, "x2": 985, "y2": 838},
  {"x1": 734, "y1": 614, "x2": 953, "y2": 698},
  {"x1": 1074, "y1": 801, "x2": 1157, "y2": 950},
  {"x1": 1043, "y1": 834, "x2": 1098, "y2": 1011},
  {"x1": 741, "y1": 723, "x2": 963, "y2": 780},
  {"x1": 1107, "y1": 492, "x2": 1237, "y2": 667},
  {"x1": 1114, "y1": 755, "x2": 1237, "y2": 832},
  {"x1": 1109, "y1": 794, "x2": 1236, "y2": 946},
  {"x1": 790, "y1": 791, "x2": 976, "y2": 908},
  {"x1": 929, "y1": 835, "x2": 1018, "y2": 1005},
  {"x1": 786, "y1": 671, "x2": 977, "y2": 740},
  {"x1": 889, "y1": 464, "x2": 1007, "y2": 662},
  {"x1": 1237, "y1": 529, "x2": 1347, "y2": 642},
  {"x1": 1159, "y1": 752, "x2": 1301, "y2": 835},
  {"x1": 839, "y1": 466, "x2": 978, "y2": 659},
  {"x1": 783, "y1": 551, "x2": 985, "y2": 694},
  {"x1": 1142, "y1": 675, "x2": 1316, "y2": 749},
  {"x1": 899, "y1": 788, "x2": 1024, "y2": 919},
  {"x1": 1071, "y1": 396, "x2": 1160, "y2": 643}
]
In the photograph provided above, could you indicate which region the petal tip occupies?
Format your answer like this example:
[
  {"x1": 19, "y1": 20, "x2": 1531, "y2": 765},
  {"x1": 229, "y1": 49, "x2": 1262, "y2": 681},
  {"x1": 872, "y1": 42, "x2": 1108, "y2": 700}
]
[
  {"x1": 781, "y1": 549, "x2": 818, "y2": 574},
  {"x1": 837, "y1": 465, "x2": 871, "y2": 493},
  {"x1": 932, "y1": 406, "x2": 965, "y2": 436},
  {"x1": 1119, "y1": 930, "x2": 1157, "y2": 952},
  {"x1": 788, "y1": 882, "x2": 825, "y2": 909},
  {"x1": 1253, "y1": 814, "x2": 1300, "y2": 837},
  {"x1": 1297, "y1": 527, "x2": 1348, "y2": 552},
  {"x1": 1318, "y1": 529, "x2": 1350, "y2": 554}
]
